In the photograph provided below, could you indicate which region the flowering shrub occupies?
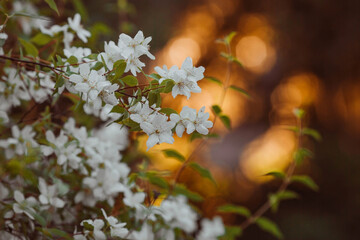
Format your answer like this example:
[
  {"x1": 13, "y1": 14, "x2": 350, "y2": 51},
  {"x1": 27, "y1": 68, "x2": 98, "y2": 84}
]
[{"x1": 0, "y1": 1, "x2": 320, "y2": 239}]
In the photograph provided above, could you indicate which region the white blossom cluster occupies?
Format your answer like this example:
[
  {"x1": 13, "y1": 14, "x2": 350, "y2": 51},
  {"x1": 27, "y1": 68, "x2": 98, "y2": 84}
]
[{"x1": 0, "y1": 3, "x2": 228, "y2": 239}]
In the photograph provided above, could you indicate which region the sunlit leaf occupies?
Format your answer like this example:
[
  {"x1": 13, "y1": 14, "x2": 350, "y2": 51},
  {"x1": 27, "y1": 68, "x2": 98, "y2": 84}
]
[
  {"x1": 225, "y1": 31, "x2": 237, "y2": 45},
  {"x1": 159, "y1": 108, "x2": 178, "y2": 116},
  {"x1": 174, "y1": 184, "x2": 203, "y2": 202},
  {"x1": 217, "y1": 204, "x2": 251, "y2": 217},
  {"x1": 189, "y1": 162, "x2": 216, "y2": 185},
  {"x1": 220, "y1": 114, "x2": 231, "y2": 129},
  {"x1": 45, "y1": 0, "x2": 60, "y2": 15},
  {"x1": 162, "y1": 149, "x2": 185, "y2": 162},
  {"x1": 269, "y1": 190, "x2": 298, "y2": 212},
  {"x1": 212, "y1": 105, "x2": 222, "y2": 115},
  {"x1": 290, "y1": 175, "x2": 319, "y2": 191},
  {"x1": 293, "y1": 148, "x2": 313, "y2": 165},
  {"x1": 31, "y1": 33, "x2": 52, "y2": 46},
  {"x1": 264, "y1": 171, "x2": 285, "y2": 179},
  {"x1": 122, "y1": 75, "x2": 138, "y2": 86},
  {"x1": 67, "y1": 56, "x2": 78, "y2": 65},
  {"x1": 229, "y1": 85, "x2": 250, "y2": 98},
  {"x1": 293, "y1": 108, "x2": 305, "y2": 119},
  {"x1": 302, "y1": 128, "x2": 322, "y2": 141},
  {"x1": 19, "y1": 38, "x2": 38, "y2": 57},
  {"x1": 205, "y1": 76, "x2": 222, "y2": 85},
  {"x1": 255, "y1": 217, "x2": 283, "y2": 239}
]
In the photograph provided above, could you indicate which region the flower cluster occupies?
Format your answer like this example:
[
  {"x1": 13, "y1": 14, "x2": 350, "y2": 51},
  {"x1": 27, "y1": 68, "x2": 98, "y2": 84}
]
[{"x1": 0, "y1": 2, "x2": 228, "y2": 239}]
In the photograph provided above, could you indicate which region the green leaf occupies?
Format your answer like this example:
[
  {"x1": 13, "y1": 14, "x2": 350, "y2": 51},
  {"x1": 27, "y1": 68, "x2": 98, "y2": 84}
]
[
  {"x1": 148, "y1": 73, "x2": 161, "y2": 80},
  {"x1": 293, "y1": 108, "x2": 305, "y2": 119},
  {"x1": 46, "y1": 228, "x2": 72, "y2": 240},
  {"x1": 110, "y1": 105, "x2": 126, "y2": 114},
  {"x1": 190, "y1": 132, "x2": 219, "y2": 142},
  {"x1": 45, "y1": 0, "x2": 60, "y2": 15},
  {"x1": 73, "y1": 0, "x2": 88, "y2": 21},
  {"x1": 146, "y1": 173, "x2": 169, "y2": 189},
  {"x1": 122, "y1": 75, "x2": 138, "y2": 86},
  {"x1": 302, "y1": 128, "x2": 322, "y2": 141},
  {"x1": 205, "y1": 76, "x2": 222, "y2": 85},
  {"x1": 293, "y1": 148, "x2": 313, "y2": 165},
  {"x1": 256, "y1": 217, "x2": 283, "y2": 239},
  {"x1": 67, "y1": 56, "x2": 78, "y2": 65},
  {"x1": 159, "y1": 108, "x2": 178, "y2": 116},
  {"x1": 229, "y1": 85, "x2": 250, "y2": 98},
  {"x1": 173, "y1": 184, "x2": 203, "y2": 202},
  {"x1": 162, "y1": 149, "x2": 185, "y2": 162},
  {"x1": 161, "y1": 79, "x2": 175, "y2": 93},
  {"x1": 220, "y1": 114, "x2": 231, "y2": 129},
  {"x1": 113, "y1": 60, "x2": 126, "y2": 78},
  {"x1": 33, "y1": 213, "x2": 47, "y2": 227},
  {"x1": 189, "y1": 162, "x2": 216, "y2": 185},
  {"x1": 31, "y1": 33, "x2": 52, "y2": 46},
  {"x1": 54, "y1": 75, "x2": 65, "y2": 88},
  {"x1": 225, "y1": 31, "x2": 237, "y2": 45},
  {"x1": 264, "y1": 171, "x2": 285, "y2": 179},
  {"x1": 211, "y1": 105, "x2": 222, "y2": 115},
  {"x1": 148, "y1": 92, "x2": 160, "y2": 107},
  {"x1": 217, "y1": 204, "x2": 251, "y2": 217},
  {"x1": 92, "y1": 61, "x2": 104, "y2": 71},
  {"x1": 19, "y1": 38, "x2": 38, "y2": 57},
  {"x1": 269, "y1": 190, "x2": 298, "y2": 212},
  {"x1": 221, "y1": 226, "x2": 242, "y2": 240},
  {"x1": 290, "y1": 175, "x2": 319, "y2": 191}
]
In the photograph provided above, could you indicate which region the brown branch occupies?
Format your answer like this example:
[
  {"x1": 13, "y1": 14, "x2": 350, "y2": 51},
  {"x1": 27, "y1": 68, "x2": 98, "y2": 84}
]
[{"x1": 0, "y1": 55, "x2": 65, "y2": 73}]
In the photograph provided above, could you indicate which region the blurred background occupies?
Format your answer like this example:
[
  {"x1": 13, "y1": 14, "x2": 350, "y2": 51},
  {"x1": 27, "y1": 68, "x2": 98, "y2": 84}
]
[{"x1": 8, "y1": 0, "x2": 360, "y2": 239}]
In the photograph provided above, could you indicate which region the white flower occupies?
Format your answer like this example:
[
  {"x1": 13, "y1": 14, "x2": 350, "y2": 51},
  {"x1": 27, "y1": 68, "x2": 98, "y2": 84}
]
[
  {"x1": 181, "y1": 57, "x2": 205, "y2": 82},
  {"x1": 159, "y1": 196, "x2": 197, "y2": 233},
  {"x1": 38, "y1": 178, "x2": 65, "y2": 209},
  {"x1": 197, "y1": 217, "x2": 225, "y2": 240},
  {"x1": 130, "y1": 223, "x2": 154, "y2": 240},
  {"x1": 69, "y1": 64, "x2": 111, "y2": 102},
  {"x1": 118, "y1": 30, "x2": 155, "y2": 60},
  {"x1": 41, "y1": 130, "x2": 82, "y2": 170},
  {"x1": 12, "y1": 190, "x2": 37, "y2": 220},
  {"x1": 140, "y1": 114, "x2": 175, "y2": 150},
  {"x1": 81, "y1": 219, "x2": 106, "y2": 240},
  {"x1": 68, "y1": 14, "x2": 91, "y2": 43},
  {"x1": 100, "y1": 84, "x2": 119, "y2": 105},
  {"x1": 130, "y1": 102, "x2": 155, "y2": 124},
  {"x1": 101, "y1": 209, "x2": 129, "y2": 238},
  {"x1": 0, "y1": 125, "x2": 38, "y2": 159},
  {"x1": 123, "y1": 190, "x2": 145, "y2": 209},
  {"x1": 193, "y1": 106, "x2": 213, "y2": 135},
  {"x1": 98, "y1": 41, "x2": 123, "y2": 70},
  {"x1": 124, "y1": 54, "x2": 145, "y2": 76}
]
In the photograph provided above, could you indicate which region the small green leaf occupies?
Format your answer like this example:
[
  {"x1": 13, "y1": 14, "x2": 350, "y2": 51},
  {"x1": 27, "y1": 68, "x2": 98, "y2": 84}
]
[
  {"x1": 255, "y1": 217, "x2": 283, "y2": 239},
  {"x1": 293, "y1": 108, "x2": 305, "y2": 119},
  {"x1": 225, "y1": 31, "x2": 237, "y2": 45},
  {"x1": 148, "y1": 92, "x2": 160, "y2": 107},
  {"x1": 220, "y1": 114, "x2": 231, "y2": 129},
  {"x1": 290, "y1": 175, "x2": 319, "y2": 191},
  {"x1": 205, "y1": 76, "x2": 222, "y2": 85},
  {"x1": 110, "y1": 105, "x2": 126, "y2": 114},
  {"x1": 31, "y1": 33, "x2": 52, "y2": 46},
  {"x1": 148, "y1": 73, "x2": 161, "y2": 81},
  {"x1": 146, "y1": 173, "x2": 169, "y2": 189},
  {"x1": 161, "y1": 79, "x2": 175, "y2": 93},
  {"x1": 122, "y1": 75, "x2": 138, "y2": 86},
  {"x1": 269, "y1": 190, "x2": 298, "y2": 212},
  {"x1": 190, "y1": 132, "x2": 219, "y2": 142},
  {"x1": 33, "y1": 213, "x2": 47, "y2": 227},
  {"x1": 264, "y1": 171, "x2": 285, "y2": 179},
  {"x1": 212, "y1": 105, "x2": 222, "y2": 115},
  {"x1": 302, "y1": 128, "x2": 322, "y2": 141},
  {"x1": 293, "y1": 148, "x2": 313, "y2": 165},
  {"x1": 173, "y1": 184, "x2": 203, "y2": 202},
  {"x1": 67, "y1": 56, "x2": 78, "y2": 65},
  {"x1": 159, "y1": 108, "x2": 178, "y2": 116},
  {"x1": 221, "y1": 226, "x2": 242, "y2": 240},
  {"x1": 162, "y1": 149, "x2": 185, "y2": 162},
  {"x1": 92, "y1": 61, "x2": 103, "y2": 71},
  {"x1": 113, "y1": 60, "x2": 126, "y2": 78},
  {"x1": 189, "y1": 162, "x2": 216, "y2": 185},
  {"x1": 45, "y1": 0, "x2": 60, "y2": 15},
  {"x1": 217, "y1": 204, "x2": 251, "y2": 217},
  {"x1": 46, "y1": 228, "x2": 72, "y2": 240},
  {"x1": 229, "y1": 85, "x2": 250, "y2": 98},
  {"x1": 54, "y1": 75, "x2": 65, "y2": 88},
  {"x1": 19, "y1": 38, "x2": 38, "y2": 57}
]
